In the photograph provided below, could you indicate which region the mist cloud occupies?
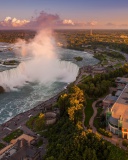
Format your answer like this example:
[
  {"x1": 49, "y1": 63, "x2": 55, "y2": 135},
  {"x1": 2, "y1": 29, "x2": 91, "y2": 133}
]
[
  {"x1": 26, "y1": 11, "x2": 60, "y2": 29},
  {"x1": 0, "y1": 30, "x2": 79, "y2": 91}
]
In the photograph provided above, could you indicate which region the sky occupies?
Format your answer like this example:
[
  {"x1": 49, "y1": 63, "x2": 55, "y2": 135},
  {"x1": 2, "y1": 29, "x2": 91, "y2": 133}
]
[{"x1": 0, "y1": 0, "x2": 128, "y2": 29}]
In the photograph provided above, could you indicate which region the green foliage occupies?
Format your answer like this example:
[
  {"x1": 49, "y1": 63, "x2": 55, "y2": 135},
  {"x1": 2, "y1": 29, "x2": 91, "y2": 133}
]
[
  {"x1": 0, "y1": 30, "x2": 35, "y2": 43},
  {"x1": 44, "y1": 114, "x2": 127, "y2": 160},
  {"x1": 78, "y1": 64, "x2": 128, "y2": 98},
  {"x1": 94, "y1": 54, "x2": 105, "y2": 61},
  {"x1": 105, "y1": 51, "x2": 125, "y2": 60},
  {"x1": 122, "y1": 140, "x2": 128, "y2": 147},
  {"x1": 94, "y1": 51, "x2": 125, "y2": 61},
  {"x1": 84, "y1": 99, "x2": 95, "y2": 127},
  {"x1": 74, "y1": 56, "x2": 83, "y2": 61},
  {"x1": 3, "y1": 129, "x2": 23, "y2": 143},
  {"x1": 34, "y1": 138, "x2": 43, "y2": 148},
  {"x1": 0, "y1": 143, "x2": 5, "y2": 150},
  {"x1": 26, "y1": 114, "x2": 45, "y2": 132},
  {"x1": 43, "y1": 85, "x2": 128, "y2": 160},
  {"x1": 46, "y1": 156, "x2": 56, "y2": 160},
  {"x1": 58, "y1": 86, "x2": 84, "y2": 126},
  {"x1": 94, "y1": 107, "x2": 104, "y2": 129},
  {"x1": 3, "y1": 60, "x2": 20, "y2": 65},
  {"x1": 26, "y1": 115, "x2": 38, "y2": 129},
  {"x1": 98, "y1": 128, "x2": 112, "y2": 138}
]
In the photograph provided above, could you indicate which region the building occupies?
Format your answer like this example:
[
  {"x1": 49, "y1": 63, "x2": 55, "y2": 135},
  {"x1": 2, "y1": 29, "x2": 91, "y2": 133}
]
[
  {"x1": 93, "y1": 67, "x2": 106, "y2": 74},
  {"x1": 103, "y1": 95, "x2": 117, "y2": 108},
  {"x1": 115, "y1": 77, "x2": 128, "y2": 86},
  {"x1": 106, "y1": 83, "x2": 128, "y2": 139},
  {"x1": 0, "y1": 134, "x2": 41, "y2": 160}
]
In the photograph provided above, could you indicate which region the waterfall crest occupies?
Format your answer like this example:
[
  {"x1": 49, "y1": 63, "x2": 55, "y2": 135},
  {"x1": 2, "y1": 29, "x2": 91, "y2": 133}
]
[{"x1": 0, "y1": 60, "x2": 79, "y2": 91}]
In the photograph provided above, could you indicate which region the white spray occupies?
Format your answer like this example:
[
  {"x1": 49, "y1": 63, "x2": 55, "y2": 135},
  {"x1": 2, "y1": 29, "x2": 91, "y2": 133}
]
[{"x1": 0, "y1": 30, "x2": 79, "y2": 91}]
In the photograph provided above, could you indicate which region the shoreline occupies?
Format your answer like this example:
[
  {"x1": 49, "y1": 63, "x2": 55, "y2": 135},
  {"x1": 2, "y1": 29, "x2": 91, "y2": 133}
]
[
  {"x1": 0, "y1": 48, "x2": 97, "y2": 126},
  {"x1": 0, "y1": 87, "x2": 67, "y2": 127},
  {"x1": 0, "y1": 66, "x2": 83, "y2": 128}
]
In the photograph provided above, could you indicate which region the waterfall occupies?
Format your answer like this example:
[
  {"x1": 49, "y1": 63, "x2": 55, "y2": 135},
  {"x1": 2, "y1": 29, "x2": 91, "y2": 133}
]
[
  {"x1": 0, "y1": 31, "x2": 80, "y2": 91},
  {"x1": 0, "y1": 60, "x2": 79, "y2": 91}
]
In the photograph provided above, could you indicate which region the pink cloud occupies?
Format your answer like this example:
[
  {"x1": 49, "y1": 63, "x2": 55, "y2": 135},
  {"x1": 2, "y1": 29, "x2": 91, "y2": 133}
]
[
  {"x1": 27, "y1": 11, "x2": 60, "y2": 29},
  {"x1": 106, "y1": 22, "x2": 116, "y2": 26},
  {"x1": 62, "y1": 19, "x2": 74, "y2": 25},
  {"x1": 0, "y1": 11, "x2": 79, "y2": 29},
  {"x1": 0, "y1": 17, "x2": 29, "y2": 28},
  {"x1": 86, "y1": 21, "x2": 98, "y2": 26},
  {"x1": 1, "y1": 12, "x2": 128, "y2": 29}
]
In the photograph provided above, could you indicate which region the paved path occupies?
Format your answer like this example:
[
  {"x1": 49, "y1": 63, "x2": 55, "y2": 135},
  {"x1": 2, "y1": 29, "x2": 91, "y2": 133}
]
[
  {"x1": 0, "y1": 90, "x2": 66, "y2": 141},
  {"x1": 89, "y1": 99, "x2": 101, "y2": 132}
]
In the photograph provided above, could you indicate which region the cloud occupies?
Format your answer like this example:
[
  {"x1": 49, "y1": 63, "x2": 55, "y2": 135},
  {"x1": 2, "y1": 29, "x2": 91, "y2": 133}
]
[
  {"x1": 0, "y1": 11, "x2": 98, "y2": 29},
  {"x1": 106, "y1": 22, "x2": 116, "y2": 26},
  {"x1": 120, "y1": 24, "x2": 128, "y2": 27},
  {"x1": 105, "y1": 22, "x2": 128, "y2": 28},
  {"x1": 27, "y1": 11, "x2": 60, "y2": 29},
  {"x1": 86, "y1": 21, "x2": 98, "y2": 26},
  {"x1": 0, "y1": 12, "x2": 75, "y2": 29},
  {"x1": 1, "y1": 11, "x2": 128, "y2": 30},
  {"x1": 0, "y1": 17, "x2": 29, "y2": 28},
  {"x1": 62, "y1": 19, "x2": 74, "y2": 25}
]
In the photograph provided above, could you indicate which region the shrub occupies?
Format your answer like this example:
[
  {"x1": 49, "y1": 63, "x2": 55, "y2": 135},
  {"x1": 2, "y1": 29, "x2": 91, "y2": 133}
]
[
  {"x1": 98, "y1": 128, "x2": 112, "y2": 138},
  {"x1": 122, "y1": 140, "x2": 128, "y2": 147},
  {"x1": 0, "y1": 143, "x2": 5, "y2": 150}
]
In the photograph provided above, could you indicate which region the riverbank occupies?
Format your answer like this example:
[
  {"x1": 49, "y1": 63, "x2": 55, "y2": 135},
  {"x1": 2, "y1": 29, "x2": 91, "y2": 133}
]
[{"x1": 0, "y1": 64, "x2": 84, "y2": 142}]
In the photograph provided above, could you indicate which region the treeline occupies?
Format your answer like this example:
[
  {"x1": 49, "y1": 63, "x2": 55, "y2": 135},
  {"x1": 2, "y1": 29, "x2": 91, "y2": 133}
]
[
  {"x1": 0, "y1": 30, "x2": 35, "y2": 43},
  {"x1": 43, "y1": 86, "x2": 128, "y2": 160},
  {"x1": 91, "y1": 41, "x2": 128, "y2": 54},
  {"x1": 78, "y1": 64, "x2": 128, "y2": 98},
  {"x1": 105, "y1": 51, "x2": 125, "y2": 60}
]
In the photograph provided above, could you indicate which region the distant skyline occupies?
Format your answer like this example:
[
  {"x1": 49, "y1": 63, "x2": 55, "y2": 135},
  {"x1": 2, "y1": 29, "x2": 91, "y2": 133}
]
[{"x1": 0, "y1": 0, "x2": 128, "y2": 29}]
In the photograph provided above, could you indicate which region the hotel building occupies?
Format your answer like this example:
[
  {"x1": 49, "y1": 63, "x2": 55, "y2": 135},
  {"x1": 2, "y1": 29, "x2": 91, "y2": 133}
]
[{"x1": 106, "y1": 77, "x2": 128, "y2": 139}]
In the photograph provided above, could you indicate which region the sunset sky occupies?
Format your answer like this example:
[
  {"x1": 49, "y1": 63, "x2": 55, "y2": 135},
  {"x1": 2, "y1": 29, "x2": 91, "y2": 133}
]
[{"x1": 0, "y1": 0, "x2": 128, "y2": 29}]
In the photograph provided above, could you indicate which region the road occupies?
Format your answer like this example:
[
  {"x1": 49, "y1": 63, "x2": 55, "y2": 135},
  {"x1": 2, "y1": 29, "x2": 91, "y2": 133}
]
[{"x1": 0, "y1": 91, "x2": 64, "y2": 143}]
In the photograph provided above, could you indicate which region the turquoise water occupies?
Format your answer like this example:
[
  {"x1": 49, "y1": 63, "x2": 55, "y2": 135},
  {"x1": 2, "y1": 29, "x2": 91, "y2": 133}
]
[{"x1": 0, "y1": 43, "x2": 99, "y2": 124}]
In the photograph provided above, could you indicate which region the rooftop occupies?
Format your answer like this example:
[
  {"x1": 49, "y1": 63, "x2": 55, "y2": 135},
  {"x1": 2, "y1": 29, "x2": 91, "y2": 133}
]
[
  {"x1": 111, "y1": 85, "x2": 128, "y2": 121},
  {"x1": 103, "y1": 95, "x2": 117, "y2": 104},
  {"x1": 1, "y1": 138, "x2": 40, "y2": 160},
  {"x1": 115, "y1": 90, "x2": 122, "y2": 97},
  {"x1": 93, "y1": 67, "x2": 106, "y2": 71},
  {"x1": 109, "y1": 116, "x2": 118, "y2": 127},
  {"x1": 117, "y1": 85, "x2": 125, "y2": 91},
  {"x1": 116, "y1": 77, "x2": 128, "y2": 84},
  {"x1": 0, "y1": 134, "x2": 34, "y2": 159}
]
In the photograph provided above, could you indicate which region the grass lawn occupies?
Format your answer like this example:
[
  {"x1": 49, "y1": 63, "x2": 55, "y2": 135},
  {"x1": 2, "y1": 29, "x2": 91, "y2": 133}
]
[
  {"x1": 84, "y1": 99, "x2": 95, "y2": 127},
  {"x1": 26, "y1": 114, "x2": 46, "y2": 132},
  {"x1": 26, "y1": 115, "x2": 38, "y2": 130},
  {"x1": 36, "y1": 138, "x2": 43, "y2": 148},
  {"x1": 0, "y1": 143, "x2": 5, "y2": 150},
  {"x1": 94, "y1": 107, "x2": 103, "y2": 129},
  {"x1": 114, "y1": 63, "x2": 122, "y2": 68},
  {"x1": 3, "y1": 129, "x2": 23, "y2": 143}
]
